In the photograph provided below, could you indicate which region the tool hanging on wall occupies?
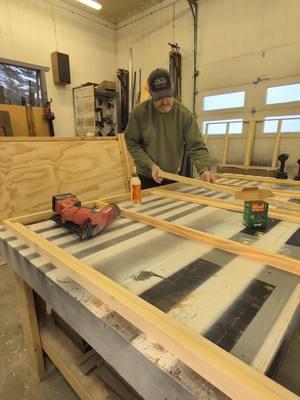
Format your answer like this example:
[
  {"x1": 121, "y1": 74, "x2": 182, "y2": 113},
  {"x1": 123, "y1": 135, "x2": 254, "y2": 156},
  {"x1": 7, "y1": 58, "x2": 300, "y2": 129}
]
[
  {"x1": 168, "y1": 43, "x2": 182, "y2": 102},
  {"x1": 117, "y1": 69, "x2": 129, "y2": 132},
  {"x1": 43, "y1": 98, "x2": 55, "y2": 136},
  {"x1": 180, "y1": 0, "x2": 199, "y2": 178},
  {"x1": 136, "y1": 69, "x2": 142, "y2": 104},
  {"x1": 132, "y1": 71, "x2": 137, "y2": 110}
]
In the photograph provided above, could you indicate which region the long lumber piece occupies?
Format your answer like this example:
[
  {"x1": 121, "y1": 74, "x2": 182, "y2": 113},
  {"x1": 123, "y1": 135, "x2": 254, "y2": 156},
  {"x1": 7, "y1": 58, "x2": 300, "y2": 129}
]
[
  {"x1": 3, "y1": 219, "x2": 298, "y2": 400},
  {"x1": 150, "y1": 189, "x2": 300, "y2": 224},
  {"x1": 159, "y1": 171, "x2": 300, "y2": 212},
  {"x1": 215, "y1": 172, "x2": 300, "y2": 187},
  {"x1": 218, "y1": 182, "x2": 300, "y2": 199}
]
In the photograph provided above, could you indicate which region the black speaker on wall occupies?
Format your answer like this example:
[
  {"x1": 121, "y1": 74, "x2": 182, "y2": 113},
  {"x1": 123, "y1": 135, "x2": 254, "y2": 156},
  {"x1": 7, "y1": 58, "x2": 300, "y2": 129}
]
[{"x1": 51, "y1": 52, "x2": 71, "y2": 85}]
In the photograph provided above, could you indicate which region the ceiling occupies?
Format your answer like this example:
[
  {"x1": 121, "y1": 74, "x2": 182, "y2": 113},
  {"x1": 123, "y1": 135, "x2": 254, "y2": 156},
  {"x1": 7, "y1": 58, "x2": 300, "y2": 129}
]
[{"x1": 64, "y1": 0, "x2": 164, "y2": 24}]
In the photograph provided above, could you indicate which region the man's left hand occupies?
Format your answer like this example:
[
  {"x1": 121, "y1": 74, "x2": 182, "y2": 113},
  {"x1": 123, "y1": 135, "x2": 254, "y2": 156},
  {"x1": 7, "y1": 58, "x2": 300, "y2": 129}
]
[{"x1": 199, "y1": 170, "x2": 215, "y2": 183}]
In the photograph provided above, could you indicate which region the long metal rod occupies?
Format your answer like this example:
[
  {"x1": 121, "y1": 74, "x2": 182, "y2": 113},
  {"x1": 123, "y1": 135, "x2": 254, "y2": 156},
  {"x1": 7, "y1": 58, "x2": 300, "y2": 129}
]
[{"x1": 187, "y1": 0, "x2": 199, "y2": 116}]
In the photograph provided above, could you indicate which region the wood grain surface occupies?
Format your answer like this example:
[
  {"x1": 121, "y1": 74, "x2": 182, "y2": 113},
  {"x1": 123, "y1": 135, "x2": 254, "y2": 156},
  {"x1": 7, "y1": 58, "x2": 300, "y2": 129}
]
[{"x1": 0, "y1": 138, "x2": 127, "y2": 220}]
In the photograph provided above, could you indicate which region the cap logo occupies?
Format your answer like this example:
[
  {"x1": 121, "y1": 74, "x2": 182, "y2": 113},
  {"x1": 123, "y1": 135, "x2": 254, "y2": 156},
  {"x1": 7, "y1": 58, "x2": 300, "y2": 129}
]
[{"x1": 154, "y1": 77, "x2": 168, "y2": 89}]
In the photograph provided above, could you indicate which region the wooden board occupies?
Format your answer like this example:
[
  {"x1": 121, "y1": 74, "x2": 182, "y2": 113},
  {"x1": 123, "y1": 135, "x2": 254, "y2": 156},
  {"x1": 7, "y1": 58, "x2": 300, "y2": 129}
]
[
  {"x1": 217, "y1": 182, "x2": 300, "y2": 199},
  {"x1": 117, "y1": 133, "x2": 135, "y2": 189},
  {"x1": 41, "y1": 319, "x2": 115, "y2": 400},
  {"x1": 159, "y1": 171, "x2": 300, "y2": 212},
  {"x1": 0, "y1": 104, "x2": 29, "y2": 136},
  {"x1": 14, "y1": 272, "x2": 46, "y2": 379},
  {"x1": 0, "y1": 104, "x2": 49, "y2": 136},
  {"x1": 150, "y1": 189, "x2": 300, "y2": 224},
  {"x1": 0, "y1": 111, "x2": 13, "y2": 136},
  {"x1": 215, "y1": 172, "x2": 300, "y2": 187},
  {"x1": 243, "y1": 120, "x2": 256, "y2": 167},
  {"x1": 217, "y1": 164, "x2": 279, "y2": 177},
  {"x1": 0, "y1": 138, "x2": 128, "y2": 221}
]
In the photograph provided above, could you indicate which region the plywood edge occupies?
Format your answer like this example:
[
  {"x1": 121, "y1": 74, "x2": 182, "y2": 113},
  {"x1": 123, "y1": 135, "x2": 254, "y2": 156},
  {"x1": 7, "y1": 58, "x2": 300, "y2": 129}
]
[
  {"x1": 3, "y1": 219, "x2": 298, "y2": 400},
  {"x1": 0, "y1": 137, "x2": 118, "y2": 142}
]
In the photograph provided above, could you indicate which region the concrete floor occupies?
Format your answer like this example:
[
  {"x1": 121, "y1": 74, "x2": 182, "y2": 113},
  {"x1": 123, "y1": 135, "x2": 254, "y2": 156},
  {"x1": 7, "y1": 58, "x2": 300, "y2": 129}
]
[{"x1": 0, "y1": 264, "x2": 78, "y2": 400}]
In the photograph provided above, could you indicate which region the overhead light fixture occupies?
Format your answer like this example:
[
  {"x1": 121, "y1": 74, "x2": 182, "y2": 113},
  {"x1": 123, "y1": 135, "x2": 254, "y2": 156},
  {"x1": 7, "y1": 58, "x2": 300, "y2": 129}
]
[{"x1": 77, "y1": 0, "x2": 102, "y2": 10}]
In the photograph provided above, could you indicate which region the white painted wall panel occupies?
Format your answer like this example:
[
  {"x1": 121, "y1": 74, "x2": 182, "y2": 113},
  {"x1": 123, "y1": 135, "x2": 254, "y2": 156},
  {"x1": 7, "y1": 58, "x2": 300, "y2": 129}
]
[{"x1": 0, "y1": 0, "x2": 116, "y2": 136}]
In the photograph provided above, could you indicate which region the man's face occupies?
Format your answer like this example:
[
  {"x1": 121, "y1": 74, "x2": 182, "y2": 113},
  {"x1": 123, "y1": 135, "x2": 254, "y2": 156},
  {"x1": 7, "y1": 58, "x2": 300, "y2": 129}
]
[{"x1": 153, "y1": 97, "x2": 174, "y2": 113}]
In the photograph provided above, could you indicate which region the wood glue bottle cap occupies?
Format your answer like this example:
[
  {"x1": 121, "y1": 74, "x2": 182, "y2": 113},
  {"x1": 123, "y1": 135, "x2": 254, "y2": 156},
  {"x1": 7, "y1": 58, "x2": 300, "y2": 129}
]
[{"x1": 130, "y1": 172, "x2": 142, "y2": 204}]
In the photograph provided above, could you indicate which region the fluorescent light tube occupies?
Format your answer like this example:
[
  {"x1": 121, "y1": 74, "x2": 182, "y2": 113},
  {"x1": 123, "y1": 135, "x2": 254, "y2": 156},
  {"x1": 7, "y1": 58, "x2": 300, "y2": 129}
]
[{"x1": 77, "y1": 0, "x2": 102, "y2": 10}]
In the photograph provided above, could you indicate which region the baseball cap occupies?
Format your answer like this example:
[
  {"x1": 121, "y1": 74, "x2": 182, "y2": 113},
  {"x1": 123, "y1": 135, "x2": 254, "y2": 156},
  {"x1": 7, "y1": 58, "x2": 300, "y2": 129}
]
[{"x1": 148, "y1": 68, "x2": 174, "y2": 100}]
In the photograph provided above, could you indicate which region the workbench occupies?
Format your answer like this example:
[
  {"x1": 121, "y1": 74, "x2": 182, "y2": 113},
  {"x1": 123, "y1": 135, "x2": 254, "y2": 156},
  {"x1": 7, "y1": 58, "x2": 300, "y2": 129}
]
[{"x1": 1, "y1": 177, "x2": 299, "y2": 400}]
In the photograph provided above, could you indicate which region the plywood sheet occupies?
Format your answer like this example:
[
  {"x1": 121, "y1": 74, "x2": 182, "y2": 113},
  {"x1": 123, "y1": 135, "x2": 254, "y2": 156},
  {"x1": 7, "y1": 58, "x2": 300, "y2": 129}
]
[
  {"x1": 0, "y1": 104, "x2": 29, "y2": 136},
  {"x1": 0, "y1": 105, "x2": 50, "y2": 136},
  {"x1": 0, "y1": 138, "x2": 127, "y2": 220}
]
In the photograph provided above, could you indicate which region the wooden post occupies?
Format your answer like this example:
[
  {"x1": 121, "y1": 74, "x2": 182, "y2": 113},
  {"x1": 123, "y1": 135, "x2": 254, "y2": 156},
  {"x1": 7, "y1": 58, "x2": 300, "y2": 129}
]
[
  {"x1": 203, "y1": 122, "x2": 209, "y2": 144},
  {"x1": 118, "y1": 133, "x2": 135, "y2": 190},
  {"x1": 271, "y1": 119, "x2": 283, "y2": 168},
  {"x1": 222, "y1": 122, "x2": 230, "y2": 165},
  {"x1": 244, "y1": 120, "x2": 256, "y2": 167},
  {"x1": 13, "y1": 272, "x2": 46, "y2": 379}
]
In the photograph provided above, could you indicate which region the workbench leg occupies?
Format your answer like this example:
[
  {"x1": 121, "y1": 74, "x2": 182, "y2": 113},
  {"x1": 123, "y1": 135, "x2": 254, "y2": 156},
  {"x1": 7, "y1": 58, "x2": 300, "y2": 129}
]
[{"x1": 13, "y1": 271, "x2": 46, "y2": 380}]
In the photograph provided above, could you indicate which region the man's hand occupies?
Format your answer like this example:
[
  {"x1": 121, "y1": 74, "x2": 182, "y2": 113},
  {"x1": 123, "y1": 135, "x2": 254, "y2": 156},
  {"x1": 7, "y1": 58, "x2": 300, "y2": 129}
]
[
  {"x1": 199, "y1": 170, "x2": 215, "y2": 183},
  {"x1": 152, "y1": 164, "x2": 163, "y2": 183}
]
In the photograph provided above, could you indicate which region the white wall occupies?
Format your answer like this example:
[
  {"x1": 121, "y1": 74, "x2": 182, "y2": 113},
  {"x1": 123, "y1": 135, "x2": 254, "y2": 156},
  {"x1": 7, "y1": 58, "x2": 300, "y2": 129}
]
[
  {"x1": 117, "y1": 0, "x2": 195, "y2": 110},
  {"x1": 116, "y1": 0, "x2": 300, "y2": 174},
  {"x1": 0, "y1": 0, "x2": 117, "y2": 136},
  {"x1": 117, "y1": 0, "x2": 300, "y2": 108}
]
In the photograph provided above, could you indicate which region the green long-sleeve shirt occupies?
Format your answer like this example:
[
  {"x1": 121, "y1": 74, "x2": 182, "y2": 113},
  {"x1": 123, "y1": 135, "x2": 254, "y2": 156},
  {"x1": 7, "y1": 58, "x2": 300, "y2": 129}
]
[{"x1": 125, "y1": 99, "x2": 209, "y2": 178}]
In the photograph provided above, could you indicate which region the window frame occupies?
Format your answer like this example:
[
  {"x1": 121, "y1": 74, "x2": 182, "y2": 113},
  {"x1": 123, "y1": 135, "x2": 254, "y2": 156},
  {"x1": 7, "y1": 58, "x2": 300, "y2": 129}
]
[
  {"x1": 265, "y1": 82, "x2": 300, "y2": 106},
  {"x1": 202, "y1": 118, "x2": 245, "y2": 138},
  {"x1": 203, "y1": 91, "x2": 246, "y2": 112},
  {"x1": 198, "y1": 76, "x2": 300, "y2": 140},
  {"x1": 0, "y1": 57, "x2": 49, "y2": 106}
]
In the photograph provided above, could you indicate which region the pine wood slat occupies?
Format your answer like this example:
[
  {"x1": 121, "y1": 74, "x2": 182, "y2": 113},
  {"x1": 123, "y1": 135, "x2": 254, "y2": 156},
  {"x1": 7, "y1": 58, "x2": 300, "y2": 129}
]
[
  {"x1": 215, "y1": 173, "x2": 300, "y2": 187},
  {"x1": 218, "y1": 183, "x2": 300, "y2": 199},
  {"x1": 150, "y1": 189, "x2": 300, "y2": 224},
  {"x1": 159, "y1": 171, "x2": 300, "y2": 212}
]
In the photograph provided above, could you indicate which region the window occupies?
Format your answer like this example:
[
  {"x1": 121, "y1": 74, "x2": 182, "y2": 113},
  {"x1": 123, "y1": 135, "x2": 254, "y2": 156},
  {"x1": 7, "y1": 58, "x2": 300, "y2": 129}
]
[
  {"x1": 0, "y1": 62, "x2": 43, "y2": 106},
  {"x1": 202, "y1": 119, "x2": 243, "y2": 135},
  {"x1": 266, "y1": 83, "x2": 300, "y2": 105},
  {"x1": 263, "y1": 115, "x2": 300, "y2": 133},
  {"x1": 203, "y1": 91, "x2": 245, "y2": 111}
]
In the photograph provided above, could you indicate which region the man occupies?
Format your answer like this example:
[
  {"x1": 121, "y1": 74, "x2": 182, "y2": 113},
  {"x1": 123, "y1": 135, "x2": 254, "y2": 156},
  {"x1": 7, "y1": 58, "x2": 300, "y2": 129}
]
[{"x1": 125, "y1": 68, "x2": 214, "y2": 189}]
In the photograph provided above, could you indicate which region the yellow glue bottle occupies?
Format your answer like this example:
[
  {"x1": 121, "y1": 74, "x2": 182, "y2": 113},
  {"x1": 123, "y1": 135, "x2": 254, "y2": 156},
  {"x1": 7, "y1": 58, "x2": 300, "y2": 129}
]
[{"x1": 130, "y1": 172, "x2": 142, "y2": 205}]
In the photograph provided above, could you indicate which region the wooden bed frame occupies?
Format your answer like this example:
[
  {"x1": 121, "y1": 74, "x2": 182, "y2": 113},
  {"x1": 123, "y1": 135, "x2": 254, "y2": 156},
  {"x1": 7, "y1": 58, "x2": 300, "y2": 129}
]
[{"x1": 3, "y1": 177, "x2": 300, "y2": 400}]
